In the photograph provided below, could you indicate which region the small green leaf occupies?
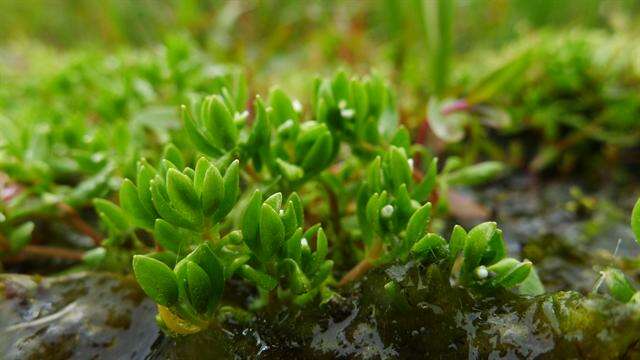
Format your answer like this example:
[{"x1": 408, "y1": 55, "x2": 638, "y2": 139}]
[
  {"x1": 448, "y1": 225, "x2": 467, "y2": 263},
  {"x1": 201, "y1": 164, "x2": 224, "y2": 216},
  {"x1": 276, "y1": 158, "x2": 304, "y2": 182},
  {"x1": 404, "y1": 202, "x2": 432, "y2": 247},
  {"x1": 269, "y1": 88, "x2": 298, "y2": 125},
  {"x1": 395, "y1": 184, "x2": 414, "y2": 225},
  {"x1": 388, "y1": 146, "x2": 412, "y2": 190},
  {"x1": 286, "y1": 228, "x2": 303, "y2": 263},
  {"x1": 132, "y1": 255, "x2": 179, "y2": 307},
  {"x1": 311, "y1": 259, "x2": 334, "y2": 288},
  {"x1": 166, "y1": 169, "x2": 203, "y2": 228},
  {"x1": 264, "y1": 192, "x2": 283, "y2": 210},
  {"x1": 93, "y1": 199, "x2": 129, "y2": 232},
  {"x1": 487, "y1": 258, "x2": 532, "y2": 288},
  {"x1": 632, "y1": 198, "x2": 640, "y2": 244},
  {"x1": 239, "y1": 265, "x2": 277, "y2": 291},
  {"x1": 202, "y1": 95, "x2": 237, "y2": 150},
  {"x1": 312, "y1": 227, "x2": 328, "y2": 272},
  {"x1": 413, "y1": 157, "x2": 438, "y2": 202},
  {"x1": 445, "y1": 161, "x2": 505, "y2": 186},
  {"x1": 259, "y1": 203, "x2": 285, "y2": 261},
  {"x1": 120, "y1": 179, "x2": 154, "y2": 230},
  {"x1": 301, "y1": 131, "x2": 333, "y2": 174},
  {"x1": 150, "y1": 178, "x2": 197, "y2": 230},
  {"x1": 212, "y1": 160, "x2": 240, "y2": 222},
  {"x1": 367, "y1": 157, "x2": 383, "y2": 192},
  {"x1": 605, "y1": 268, "x2": 636, "y2": 303},
  {"x1": 154, "y1": 219, "x2": 196, "y2": 254},
  {"x1": 281, "y1": 201, "x2": 299, "y2": 239},
  {"x1": 83, "y1": 247, "x2": 106, "y2": 267},
  {"x1": 242, "y1": 190, "x2": 263, "y2": 256},
  {"x1": 193, "y1": 157, "x2": 211, "y2": 195},
  {"x1": 8, "y1": 222, "x2": 34, "y2": 253},
  {"x1": 517, "y1": 268, "x2": 545, "y2": 296},
  {"x1": 287, "y1": 192, "x2": 304, "y2": 226},
  {"x1": 182, "y1": 105, "x2": 222, "y2": 157},
  {"x1": 184, "y1": 243, "x2": 225, "y2": 312},
  {"x1": 482, "y1": 228, "x2": 507, "y2": 265},
  {"x1": 176, "y1": 260, "x2": 212, "y2": 314},
  {"x1": 136, "y1": 159, "x2": 159, "y2": 217},
  {"x1": 411, "y1": 233, "x2": 448, "y2": 262},
  {"x1": 463, "y1": 222, "x2": 497, "y2": 276},
  {"x1": 283, "y1": 258, "x2": 311, "y2": 294},
  {"x1": 162, "y1": 143, "x2": 185, "y2": 170}
]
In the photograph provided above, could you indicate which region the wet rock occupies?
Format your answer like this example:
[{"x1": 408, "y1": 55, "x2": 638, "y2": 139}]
[
  {"x1": 477, "y1": 175, "x2": 640, "y2": 292},
  {"x1": 0, "y1": 272, "x2": 159, "y2": 360},
  {"x1": 151, "y1": 263, "x2": 640, "y2": 359}
]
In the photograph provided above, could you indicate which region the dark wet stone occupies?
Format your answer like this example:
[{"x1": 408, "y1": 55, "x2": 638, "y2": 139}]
[
  {"x1": 0, "y1": 272, "x2": 159, "y2": 360},
  {"x1": 477, "y1": 175, "x2": 640, "y2": 292},
  {"x1": 150, "y1": 263, "x2": 640, "y2": 359}
]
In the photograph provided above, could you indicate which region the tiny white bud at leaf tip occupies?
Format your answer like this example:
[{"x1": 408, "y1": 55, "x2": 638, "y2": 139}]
[
  {"x1": 340, "y1": 108, "x2": 355, "y2": 118},
  {"x1": 292, "y1": 99, "x2": 302, "y2": 113},
  {"x1": 407, "y1": 159, "x2": 414, "y2": 170},
  {"x1": 475, "y1": 266, "x2": 488, "y2": 279},
  {"x1": 380, "y1": 205, "x2": 394, "y2": 218},
  {"x1": 279, "y1": 209, "x2": 285, "y2": 216},
  {"x1": 301, "y1": 238, "x2": 308, "y2": 247}
]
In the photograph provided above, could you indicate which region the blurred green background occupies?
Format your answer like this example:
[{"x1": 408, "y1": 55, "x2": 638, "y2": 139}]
[{"x1": 3, "y1": 0, "x2": 640, "y2": 98}]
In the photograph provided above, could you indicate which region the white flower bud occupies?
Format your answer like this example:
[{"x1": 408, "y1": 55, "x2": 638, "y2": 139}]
[{"x1": 380, "y1": 204, "x2": 394, "y2": 219}]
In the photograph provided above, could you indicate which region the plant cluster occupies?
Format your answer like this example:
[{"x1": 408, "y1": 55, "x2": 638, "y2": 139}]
[
  {"x1": 89, "y1": 70, "x2": 532, "y2": 334},
  {"x1": 0, "y1": 38, "x2": 246, "y2": 261},
  {"x1": 447, "y1": 31, "x2": 640, "y2": 171}
]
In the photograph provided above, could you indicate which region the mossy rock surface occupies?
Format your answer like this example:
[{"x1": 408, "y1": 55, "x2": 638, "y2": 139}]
[
  {"x1": 154, "y1": 262, "x2": 640, "y2": 359},
  {"x1": 2, "y1": 267, "x2": 640, "y2": 359}
]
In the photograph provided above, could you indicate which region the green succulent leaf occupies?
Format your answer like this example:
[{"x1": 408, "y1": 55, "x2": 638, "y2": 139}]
[
  {"x1": 162, "y1": 143, "x2": 185, "y2": 170},
  {"x1": 166, "y1": 168, "x2": 202, "y2": 226},
  {"x1": 184, "y1": 243, "x2": 225, "y2": 312},
  {"x1": 276, "y1": 158, "x2": 304, "y2": 182},
  {"x1": 632, "y1": 198, "x2": 640, "y2": 244},
  {"x1": 8, "y1": 222, "x2": 35, "y2": 253},
  {"x1": 264, "y1": 192, "x2": 283, "y2": 210},
  {"x1": 182, "y1": 105, "x2": 222, "y2": 157},
  {"x1": 239, "y1": 264, "x2": 277, "y2": 291},
  {"x1": 312, "y1": 227, "x2": 328, "y2": 272},
  {"x1": 201, "y1": 164, "x2": 224, "y2": 216},
  {"x1": 202, "y1": 95, "x2": 238, "y2": 150},
  {"x1": 136, "y1": 159, "x2": 159, "y2": 217},
  {"x1": 604, "y1": 268, "x2": 636, "y2": 303},
  {"x1": 259, "y1": 203, "x2": 285, "y2": 262},
  {"x1": 463, "y1": 222, "x2": 497, "y2": 277},
  {"x1": 283, "y1": 258, "x2": 311, "y2": 294},
  {"x1": 448, "y1": 225, "x2": 467, "y2": 263},
  {"x1": 487, "y1": 258, "x2": 532, "y2": 288},
  {"x1": 154, "y1": 219, "x2": 197, "y2": 254},
  {"x1": 93, "y1": 199, "x2": 129, "y2": 233},
  {"x1": 242, "y1": 190, "x2": 263, "y2": 256},
  {"x1": 120, "y1": 179, "x2": 154, "y2": 230},
  {"x1": 445, "y1": 161, "x2": 505, "y2": 186},
  {"x1": 404, "y1": 202, "x2": 432, "y2": 249},
  {"x1": 132, "y1": 255, "x2": 179, "y2": 307},
  {"x1": 410, "y1": 233, "x2": 448, "y2": 262},
  {"x1": 176, "y1": 260, "x2": 213, "y2": 314},
  {"x1": 212, "y1": 160, "x2": 240, "y2": 222}
]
